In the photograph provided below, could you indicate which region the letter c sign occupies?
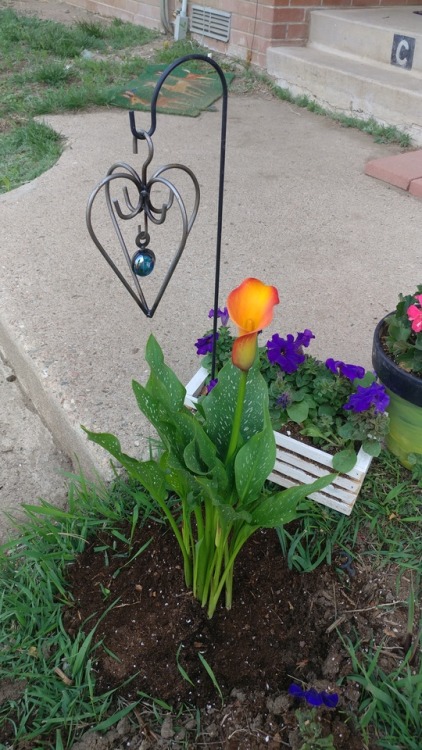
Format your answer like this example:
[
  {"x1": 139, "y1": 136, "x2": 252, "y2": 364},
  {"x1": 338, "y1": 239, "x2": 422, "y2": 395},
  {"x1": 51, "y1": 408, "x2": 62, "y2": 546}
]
[{"x1": 391, "y1": 34, "x2": 415, "y2": 70}]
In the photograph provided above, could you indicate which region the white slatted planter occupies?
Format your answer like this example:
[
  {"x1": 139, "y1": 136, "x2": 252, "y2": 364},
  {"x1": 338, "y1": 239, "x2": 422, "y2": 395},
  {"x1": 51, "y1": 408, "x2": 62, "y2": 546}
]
[
  {"x1": 184, "y1": 368, "x2": 372, "y2": 515},
  {"x1": 184, "y1": 366, "x2": 209, "y2": 408}
]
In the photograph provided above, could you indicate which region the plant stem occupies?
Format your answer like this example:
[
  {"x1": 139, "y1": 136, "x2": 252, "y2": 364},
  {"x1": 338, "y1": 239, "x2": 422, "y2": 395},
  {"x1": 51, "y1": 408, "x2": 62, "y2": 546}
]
[
  {"x1": 207, "y1": 525, "x2": 256, "y2": 618},
  {"x1": 153, "y1": 494, "x2": 191, "y2": 587},
  {"x1": 225, "y1": 369, "x2": 248, "y2": 465},
  {"x1": 193, "y1": 506, "x2": 206, "y2": 598},
  {"x1": 224, "y1": 545, "x2": 233, "y2": 609}
]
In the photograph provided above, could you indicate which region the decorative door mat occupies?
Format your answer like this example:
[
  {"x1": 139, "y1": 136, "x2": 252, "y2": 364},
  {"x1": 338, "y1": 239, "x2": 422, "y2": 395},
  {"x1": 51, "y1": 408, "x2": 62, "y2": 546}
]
[{"x1": 110, "y1": 63, "x2": 234, "y2": 117}]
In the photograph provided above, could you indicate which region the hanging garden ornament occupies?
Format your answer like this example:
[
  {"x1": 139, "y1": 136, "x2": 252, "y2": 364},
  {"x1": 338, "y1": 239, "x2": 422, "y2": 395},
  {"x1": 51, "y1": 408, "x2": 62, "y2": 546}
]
[
  {"x1": 86, "y1": 53, "x2": 226, "y2": 329},
  {"x1": 132, "y1": 247, "x2": 155, "y2": 276},
  {"x1": 132, "y1": 229, "x2": 155, "y2": 277}
]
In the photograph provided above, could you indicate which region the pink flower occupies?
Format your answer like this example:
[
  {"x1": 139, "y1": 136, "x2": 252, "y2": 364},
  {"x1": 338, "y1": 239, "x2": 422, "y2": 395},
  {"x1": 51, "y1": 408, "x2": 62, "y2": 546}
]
[{"x1": 407, "y1": 294, "x2": 422, "y2": 333}]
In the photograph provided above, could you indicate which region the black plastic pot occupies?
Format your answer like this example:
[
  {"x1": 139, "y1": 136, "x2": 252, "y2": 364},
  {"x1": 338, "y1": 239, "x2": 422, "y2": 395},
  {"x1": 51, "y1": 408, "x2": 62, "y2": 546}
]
[
  {"x1": 372, "y1": 315, "x2": 422, "y2": 467},
  {"x1": 373, "y1": 316, "x2": 422, "y2": 406}
]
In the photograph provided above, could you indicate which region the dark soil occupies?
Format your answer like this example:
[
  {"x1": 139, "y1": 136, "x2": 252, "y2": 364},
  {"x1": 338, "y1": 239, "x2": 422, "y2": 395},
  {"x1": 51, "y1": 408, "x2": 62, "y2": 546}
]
[{"x1": 46, "y1": 519, "x2": 412, "y2": 749}]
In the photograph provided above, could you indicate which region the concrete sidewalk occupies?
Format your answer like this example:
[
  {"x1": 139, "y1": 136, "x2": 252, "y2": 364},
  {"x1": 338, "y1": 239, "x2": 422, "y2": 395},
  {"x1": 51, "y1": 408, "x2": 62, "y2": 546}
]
[{"x1": 1, "y1": 95, "x2": 421, "y2": 540}]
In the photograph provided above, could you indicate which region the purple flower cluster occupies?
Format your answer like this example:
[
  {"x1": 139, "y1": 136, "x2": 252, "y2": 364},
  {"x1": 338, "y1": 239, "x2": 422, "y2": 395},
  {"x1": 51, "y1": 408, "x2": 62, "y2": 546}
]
[
  {"x1": 276, "y1": 392, "x2": 291, "y2": 409},
  {"x1": 266, "y1": 329, "x2": 315, "y2": 374},
  {"x1": 195, "y1": 332, "x2": 219, "y2": 356},
  {"x1": 208, "y1": 307, "x2": 229, "y2": 327},
  {"x1": 206, "y1": 378, "x2": 218, "y2": 393},
  {"x1": 288, "y1": 683, "x2": 339, "y2": 708},
  {"x1": 325, "y1": 358, "x2": 365, "y2": 381},
  {"x1": 343, "y1": 381, "x2": 389, "y2": 414}
]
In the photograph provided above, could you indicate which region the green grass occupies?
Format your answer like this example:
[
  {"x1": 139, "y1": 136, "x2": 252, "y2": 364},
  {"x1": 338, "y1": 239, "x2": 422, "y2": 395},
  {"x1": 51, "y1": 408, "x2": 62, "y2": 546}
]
[
  {"x1": 0, "y1": 120, "x2": 63, "y2": 192},
  {"x1": 276, "y1": 450, "x2": 422, "y2": 574},
  {"x1": 0, "y1": 8, "x2": 411, "y2": 195},
  {"x1": 220, "y1": 56, "x2": 412, "y2": 148},
  {"x1": 276, "y1": 450, "x2": 421, "y2": 749},
  {"x1": 0, "y1": 474, "x2": 162, "y2": 748},
  {"x1": 271, "y1": 83, "x2": 411, "y2": 147},
  {"x1": 0, "y1": 8, "x2": 158, "y2": 117},
  {"x1": 0, "y1": 451, "x2": 420, "y2": 749},
  {"x1": 0, "y1": 9, "x2": 212, "y2": 194},
  {"x1": 0, "y1": 9, "x2": 156, "y2": 59},
  {"x1": 0, "y1": 8, "x2": 160, "y2": 193},
  {"x1": 345, "y1": 634, "x2": 422, "y2": 749}
]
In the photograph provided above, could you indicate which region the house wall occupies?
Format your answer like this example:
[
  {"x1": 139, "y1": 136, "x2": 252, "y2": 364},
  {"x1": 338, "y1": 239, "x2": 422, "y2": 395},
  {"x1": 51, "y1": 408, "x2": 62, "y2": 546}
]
[{"x1": 67, "y1": 1, "x2": 422, "y2": 67}]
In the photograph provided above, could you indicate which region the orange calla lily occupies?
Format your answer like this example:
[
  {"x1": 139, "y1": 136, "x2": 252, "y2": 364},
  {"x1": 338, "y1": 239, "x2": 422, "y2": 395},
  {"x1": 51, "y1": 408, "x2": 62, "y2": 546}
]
[{"x1": 227, "y1": 278, "x2": 279, "y2": 371}]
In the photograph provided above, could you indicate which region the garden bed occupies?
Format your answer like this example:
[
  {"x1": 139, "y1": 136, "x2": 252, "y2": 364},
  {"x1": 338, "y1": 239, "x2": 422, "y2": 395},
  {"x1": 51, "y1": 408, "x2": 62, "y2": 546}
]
[{"x1": 57, "y1": 520, "x2": 411, "y2": 750}]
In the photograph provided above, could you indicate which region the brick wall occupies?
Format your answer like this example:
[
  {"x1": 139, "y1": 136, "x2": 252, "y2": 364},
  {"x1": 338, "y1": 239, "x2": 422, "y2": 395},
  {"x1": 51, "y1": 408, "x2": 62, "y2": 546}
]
[
  {"x1": 76, "y1": 0, "x2": 170, "y2": 28},
  {"x1": 67, "y1": 1, "x2": 422, "y2": 67}
]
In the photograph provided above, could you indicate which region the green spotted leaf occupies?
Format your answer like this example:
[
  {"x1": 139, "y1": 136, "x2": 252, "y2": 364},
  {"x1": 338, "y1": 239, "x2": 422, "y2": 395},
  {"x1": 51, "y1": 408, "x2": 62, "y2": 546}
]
[
  {"x1": 250, "y1": 474, "x2": 336, "y2": 528},
  {"x1": 235, "y1": 409, "x2": 276, "y2": 505}
]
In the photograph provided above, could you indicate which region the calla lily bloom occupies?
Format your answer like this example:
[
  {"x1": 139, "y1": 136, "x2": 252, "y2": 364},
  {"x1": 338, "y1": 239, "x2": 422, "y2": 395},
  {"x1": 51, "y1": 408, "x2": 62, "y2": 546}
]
[
  {"x1": 407, "y1": 294, "x2": 422, "y2": 333},
  {"x1": 227, "y1": 278, "x2": 279, "y2": 371}
]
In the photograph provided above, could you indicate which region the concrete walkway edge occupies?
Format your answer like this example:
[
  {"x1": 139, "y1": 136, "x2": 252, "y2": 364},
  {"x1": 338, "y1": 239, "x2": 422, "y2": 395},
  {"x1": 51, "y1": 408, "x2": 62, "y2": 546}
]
[{"x1": 0, "y1": 315, "x2": 100, "y2": 480}]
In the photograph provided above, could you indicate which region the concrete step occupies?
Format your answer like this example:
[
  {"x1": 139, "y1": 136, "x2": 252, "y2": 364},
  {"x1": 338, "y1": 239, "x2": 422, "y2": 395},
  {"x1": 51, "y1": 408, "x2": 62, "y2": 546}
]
[
  {"x1": 267, "y1": 8, "x2": 422, "y2": 146},
  {"x1": 309, "y1": 7, "x2": 422, "y2": 72}
]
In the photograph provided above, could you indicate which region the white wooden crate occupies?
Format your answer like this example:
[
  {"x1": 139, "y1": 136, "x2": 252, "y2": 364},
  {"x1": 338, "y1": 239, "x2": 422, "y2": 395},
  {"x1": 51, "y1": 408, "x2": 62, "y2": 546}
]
[{"x1": 185, "y1": 369, "x2": 372, "y2": 515}]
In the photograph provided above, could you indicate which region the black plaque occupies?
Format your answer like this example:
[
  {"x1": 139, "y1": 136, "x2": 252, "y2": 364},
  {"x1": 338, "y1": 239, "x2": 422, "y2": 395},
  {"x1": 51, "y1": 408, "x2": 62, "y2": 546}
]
[{"x1": 391, "y1": 34, "x2": 415, "y2": 70}]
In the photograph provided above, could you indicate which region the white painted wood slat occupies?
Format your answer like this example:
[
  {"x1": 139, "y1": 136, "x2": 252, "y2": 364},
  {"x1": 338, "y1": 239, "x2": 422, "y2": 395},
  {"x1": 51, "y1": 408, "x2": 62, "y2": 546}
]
[{"x1": 184, "y1": 370, "x2": 372, "y2": 515}]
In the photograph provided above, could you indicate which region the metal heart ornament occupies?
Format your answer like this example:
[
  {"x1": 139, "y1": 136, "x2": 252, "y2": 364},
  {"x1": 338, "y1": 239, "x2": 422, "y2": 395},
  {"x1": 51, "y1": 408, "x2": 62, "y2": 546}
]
[{"x1": 86, "y1": 130, "x2": 200, "y2": 318}]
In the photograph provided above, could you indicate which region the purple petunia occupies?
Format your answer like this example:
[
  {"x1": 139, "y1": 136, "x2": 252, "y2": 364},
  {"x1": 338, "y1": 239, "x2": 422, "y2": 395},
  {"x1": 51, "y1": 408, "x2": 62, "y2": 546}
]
[
  {"x1": 267, "y1": 334, "x2": 304, "y2": 373},
  {"x1": 267, "y1": 330, "x2": 314, "y2": 374},
  {"x1": 195, "y1": 332, "x2": 219, "y2": 356},
  {"x1": 326, "y1": 358, "x2": 365, "y2": 381},
  {"x1": 343, "y1": 382, "x2": 389, "y2": 414},
  {"x1": 288, "y1": 683, "x2": 339, "y2": 708},
  {"x1": 295, "y1": 329, "x2": 315, "y2": 349},
  {"x1": 208, "y1": 307, "x2": 229, "y2": 327},
  {"x1": 206, "y1": 378, "x2": 218, "y2": 393},
  {"x1": 276, "y1": 392, "x2": 291, "y2": 409}
]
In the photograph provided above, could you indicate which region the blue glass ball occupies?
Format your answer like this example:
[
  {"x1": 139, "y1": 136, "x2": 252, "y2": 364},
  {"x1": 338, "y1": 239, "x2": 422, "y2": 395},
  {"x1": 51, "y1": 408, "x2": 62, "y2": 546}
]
[{"x1": 132, "y1": 248, "x2": 155, "y2": 277}]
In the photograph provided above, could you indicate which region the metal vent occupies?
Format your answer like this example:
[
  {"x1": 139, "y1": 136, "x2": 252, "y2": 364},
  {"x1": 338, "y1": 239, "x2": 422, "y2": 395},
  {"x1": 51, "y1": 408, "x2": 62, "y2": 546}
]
[{"x1": 190, "y1": 5, "x2": 231, "y2": 43}]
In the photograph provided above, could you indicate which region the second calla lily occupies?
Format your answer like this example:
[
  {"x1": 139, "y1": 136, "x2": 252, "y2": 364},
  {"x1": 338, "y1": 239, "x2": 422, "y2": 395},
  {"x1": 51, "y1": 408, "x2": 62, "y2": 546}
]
[{"x1": 227, "y1": 278, "x2": 279, "y2": 371}]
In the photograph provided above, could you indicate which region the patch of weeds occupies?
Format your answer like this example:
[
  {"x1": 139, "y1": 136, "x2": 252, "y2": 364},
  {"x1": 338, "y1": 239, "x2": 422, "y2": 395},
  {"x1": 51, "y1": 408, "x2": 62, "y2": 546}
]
[
  {"x1": 293, "y1": 707, "x2": 336, "y2": 749},
  {"x1": 276, "y1": 450, "x2": 422, "y2": 573},
  {"x1": 101, "y1": 16, "x2": 158, "y2": 49},
  {"x1": 0, "y1": 120, "x2": 63, "y2": 193},
  {"x1": 0, "y1": 473, "x2": 155, "y2": 748},
  {"x1": 153, "y1": 38, "x2": 209, "y2": 65},
  {"x1": 344, "y1": 633, "x2": 422, "y2": 749},
  {"x1": 0, "y1": 8, "x2": 161, "y2": 189},
  {"x1": 276, "y1": 450, "x2": 421, "y2": 748},
  {"x1": 75, "y1": 18, "x2": 107, "y2": 40},
  {"x1": 0, "y1": 8, "x2": 88, "y2": 58},
  {"x1": 331, "y1": 113, "x2": 411, "y2": 146},
  {"x1": 271, "y1": 84, "x2": 411, "y2": 147},
  {"x1": 32, "y1": 61, "x2": 73, "y2": 86}
]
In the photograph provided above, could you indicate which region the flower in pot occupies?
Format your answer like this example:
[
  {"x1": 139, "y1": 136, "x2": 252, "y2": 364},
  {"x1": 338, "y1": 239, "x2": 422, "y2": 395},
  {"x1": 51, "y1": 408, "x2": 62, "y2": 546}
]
[{"x1": 372, "y1": 287, "x2": 422, "y2": 468}]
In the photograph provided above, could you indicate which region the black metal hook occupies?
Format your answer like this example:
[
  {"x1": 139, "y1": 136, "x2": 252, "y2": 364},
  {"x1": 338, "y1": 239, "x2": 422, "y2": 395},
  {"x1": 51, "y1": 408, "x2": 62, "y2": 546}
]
[
  {"x1": 129, "y1": 54, "x2": 228, "y2": 379},
  {"x1": 129, "y1": 54, "x2": 228, "y2": 140}
]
